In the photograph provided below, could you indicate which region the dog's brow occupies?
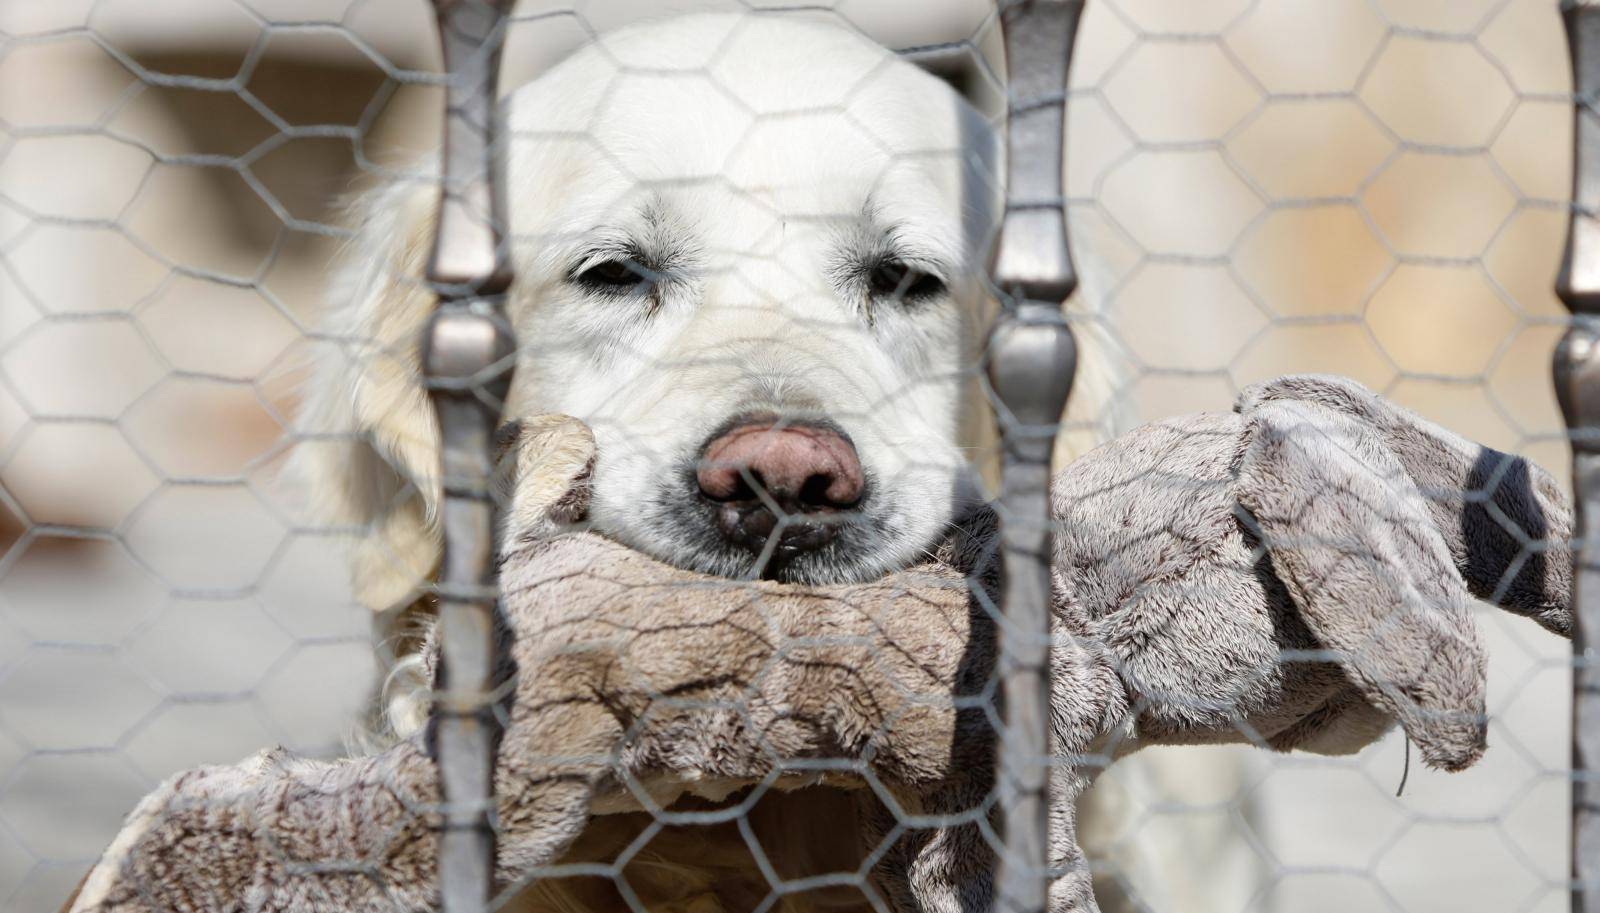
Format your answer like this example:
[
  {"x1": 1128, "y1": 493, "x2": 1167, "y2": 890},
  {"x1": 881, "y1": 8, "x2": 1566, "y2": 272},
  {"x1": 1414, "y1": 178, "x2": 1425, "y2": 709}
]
[
  {"x1": 639, "y1": 198, "x2": 666, "y2": 231},
  {"x1": 571, "y1": 199, "x2": 692, "y2": 272},
  {"x1": 855, "y1": 193, "x2": 959, "y2": 272}
]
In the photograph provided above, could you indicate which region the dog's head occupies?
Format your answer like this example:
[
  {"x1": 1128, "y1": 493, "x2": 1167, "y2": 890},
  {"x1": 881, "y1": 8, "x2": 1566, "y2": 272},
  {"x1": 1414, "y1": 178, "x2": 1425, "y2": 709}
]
[
  {"x1": 506, "y1": 15, "x2": 999, "y2": 583},
  {"x1": 295, "y1": 13, "x2": 1001, "y2": 607}
]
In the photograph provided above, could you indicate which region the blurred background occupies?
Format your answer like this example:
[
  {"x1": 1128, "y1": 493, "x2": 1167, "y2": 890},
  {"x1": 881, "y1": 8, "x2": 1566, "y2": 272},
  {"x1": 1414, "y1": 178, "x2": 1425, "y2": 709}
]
[{"x1": 0, "y1": 0, "x2": 1575, "y2": 911}]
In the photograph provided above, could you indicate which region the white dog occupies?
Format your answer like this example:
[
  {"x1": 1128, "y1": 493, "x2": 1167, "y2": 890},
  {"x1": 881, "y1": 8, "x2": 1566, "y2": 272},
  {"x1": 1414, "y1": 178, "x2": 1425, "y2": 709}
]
[
  {"x1": 298, "y1": 12, "x2": 1111, "y2": 621},
  {"x1": 298, "y1": 13, "x2": 1130, "y2": 911}
]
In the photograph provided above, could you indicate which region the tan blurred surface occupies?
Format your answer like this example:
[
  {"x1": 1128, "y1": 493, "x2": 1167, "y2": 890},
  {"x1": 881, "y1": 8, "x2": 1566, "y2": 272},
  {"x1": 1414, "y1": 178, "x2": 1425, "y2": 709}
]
[{"x1": 0, "y1": 1, "x2": 1578, "y2": 911}]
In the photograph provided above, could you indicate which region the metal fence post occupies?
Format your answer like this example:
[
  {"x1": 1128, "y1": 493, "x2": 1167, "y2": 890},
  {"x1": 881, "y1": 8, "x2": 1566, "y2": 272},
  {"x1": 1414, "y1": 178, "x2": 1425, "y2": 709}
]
[
  {"x1": 1556, "y1": 2, "x2": 1600, "y2": 910},
  {"x1": 424, "y1": 3, "x2": 516, "y2": 912},
  {"x1": 986, "y1": 3, "x2": 1084, "y2": 912}
]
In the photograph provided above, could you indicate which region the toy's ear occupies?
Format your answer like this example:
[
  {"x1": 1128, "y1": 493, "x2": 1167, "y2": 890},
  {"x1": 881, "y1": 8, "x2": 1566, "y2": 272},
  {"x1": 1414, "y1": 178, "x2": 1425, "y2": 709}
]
[
  {"x1": 1238, "y1": 373, "x2": 1572, "y2": 638},
  {"x1": 1236, "y1": 398, "x2": 1489, "y2": 772},
  {"x1": 495, "y1": 414, "x2": 596, "y2": 544}
]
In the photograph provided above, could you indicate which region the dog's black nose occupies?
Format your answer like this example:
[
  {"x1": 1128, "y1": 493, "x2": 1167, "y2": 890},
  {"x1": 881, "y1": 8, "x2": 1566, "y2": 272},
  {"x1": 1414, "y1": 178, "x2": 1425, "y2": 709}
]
[{"x1": 697, "y1": 419, "x2": 864, "y2": 555}]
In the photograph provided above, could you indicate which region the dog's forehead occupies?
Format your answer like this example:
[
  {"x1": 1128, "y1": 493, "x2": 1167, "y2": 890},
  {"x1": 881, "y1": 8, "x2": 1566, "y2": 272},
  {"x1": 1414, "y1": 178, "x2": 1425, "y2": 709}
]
[{"x1": 504, "y1": 15, "x2": 982, "y2": 216}]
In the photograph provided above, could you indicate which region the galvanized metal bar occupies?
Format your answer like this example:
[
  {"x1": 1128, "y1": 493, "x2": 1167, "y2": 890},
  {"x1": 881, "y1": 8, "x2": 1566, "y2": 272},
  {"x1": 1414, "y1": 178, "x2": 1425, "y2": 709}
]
[
  {"x1": 1557, "y1": 3, "x2": 1600, "y2": 910},
  {"x1": 985, "y1": 3, "x2": 1084, "y2": 913},
  {"x1": 424, "y1": 3, "x2": 516, "y2": 913}
]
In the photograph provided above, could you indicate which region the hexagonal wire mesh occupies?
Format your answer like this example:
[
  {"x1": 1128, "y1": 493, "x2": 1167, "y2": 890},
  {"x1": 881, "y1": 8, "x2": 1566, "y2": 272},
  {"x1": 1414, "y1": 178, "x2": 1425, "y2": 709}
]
[{"x1": 0, "y1": 1, "x2": 1587, "y2": 912}]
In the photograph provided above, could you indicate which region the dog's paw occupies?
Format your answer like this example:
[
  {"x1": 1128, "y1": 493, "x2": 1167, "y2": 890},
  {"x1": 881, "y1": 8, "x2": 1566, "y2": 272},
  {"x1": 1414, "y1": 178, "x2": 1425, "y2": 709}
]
[{"x1": 496, "y1": 414, "x2": 596, "y2": 542}]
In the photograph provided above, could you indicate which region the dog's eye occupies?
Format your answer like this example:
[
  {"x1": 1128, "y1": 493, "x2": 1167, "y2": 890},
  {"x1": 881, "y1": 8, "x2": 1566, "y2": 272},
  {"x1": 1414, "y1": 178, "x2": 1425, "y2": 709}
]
[
  {"x1": 574, "y1": 259, "x2": 653, "y2": 294},
  {"x1": 868, "y1": 259, "x2": 944, "y2": 302}
]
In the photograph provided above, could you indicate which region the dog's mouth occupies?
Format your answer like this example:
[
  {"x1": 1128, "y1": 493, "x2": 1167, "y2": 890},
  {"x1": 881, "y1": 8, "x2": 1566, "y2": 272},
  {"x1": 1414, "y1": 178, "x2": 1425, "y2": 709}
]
[
  {"x1": 713, "y1": 498, "x2": 849, "y2": 553},
  {"x1": 702, "y1": 463, "x2": 887, "y2": 583},
  {"x1": 631, "y1": 461, "x2": 892, "y2": 584}
]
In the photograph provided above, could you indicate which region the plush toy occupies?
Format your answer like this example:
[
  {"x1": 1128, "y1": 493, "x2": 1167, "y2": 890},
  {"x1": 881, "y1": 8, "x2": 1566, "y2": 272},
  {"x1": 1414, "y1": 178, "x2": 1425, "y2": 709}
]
[{"x1": 64, "y1": 375, "x2": 1573, "y2": 913}]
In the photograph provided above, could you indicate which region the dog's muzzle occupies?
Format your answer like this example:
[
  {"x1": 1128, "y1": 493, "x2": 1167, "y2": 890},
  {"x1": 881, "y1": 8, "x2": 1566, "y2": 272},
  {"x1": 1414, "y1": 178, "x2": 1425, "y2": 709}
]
[{"x1": 696, "y1": 416, "x2": 865, "y2": 560}]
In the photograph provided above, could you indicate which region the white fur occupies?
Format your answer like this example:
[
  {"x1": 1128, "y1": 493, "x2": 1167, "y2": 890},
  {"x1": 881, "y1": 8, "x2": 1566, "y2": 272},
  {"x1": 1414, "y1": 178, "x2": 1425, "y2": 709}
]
[{"x1": 294, "y1": 12, "x2": 1115, "y2": 614}]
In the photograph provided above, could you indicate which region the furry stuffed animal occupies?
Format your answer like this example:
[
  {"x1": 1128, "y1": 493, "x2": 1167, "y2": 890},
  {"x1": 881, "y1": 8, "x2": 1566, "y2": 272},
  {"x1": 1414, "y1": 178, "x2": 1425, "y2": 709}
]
[{"x1": 64, "y1": 375, "x2": 1573, "y2": 913}]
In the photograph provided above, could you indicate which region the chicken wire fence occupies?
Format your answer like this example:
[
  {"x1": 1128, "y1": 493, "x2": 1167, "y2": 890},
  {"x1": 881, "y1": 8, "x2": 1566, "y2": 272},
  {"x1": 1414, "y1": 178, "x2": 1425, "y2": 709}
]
[{"x1": 0, "y1": 1, "x2": 1589, "y2": 913}]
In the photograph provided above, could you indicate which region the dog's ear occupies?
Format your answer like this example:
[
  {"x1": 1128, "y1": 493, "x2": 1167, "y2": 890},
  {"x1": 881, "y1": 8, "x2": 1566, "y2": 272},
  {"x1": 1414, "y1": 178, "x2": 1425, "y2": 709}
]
[{"x1": 288, "y1": 180, "x2": 443, "y2": 614}]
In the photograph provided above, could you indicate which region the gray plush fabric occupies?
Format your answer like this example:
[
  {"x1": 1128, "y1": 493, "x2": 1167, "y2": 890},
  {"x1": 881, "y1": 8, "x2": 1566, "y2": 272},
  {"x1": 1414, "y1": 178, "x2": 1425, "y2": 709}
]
[{"x1": 65, "y1": 375, "x2": 1573, "y2": 913}]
